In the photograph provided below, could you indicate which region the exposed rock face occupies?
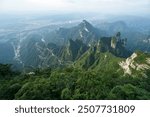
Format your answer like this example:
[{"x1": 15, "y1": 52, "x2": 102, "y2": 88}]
[
  {"x1": 111, "y1": 37, "x2": 117, "y2": 49},
  {"x1": 119, "y1": 52, "x2": 150, "y2": 77},
  {"x1": 115, "y1": 32, "x2": 127, "y2": 48},
  {"x1": 136, "y1": 64, "x2": 150, "y2": 71},
  {"x1": 146, "y1": 58, "x2": 150, "y2": 64},
  {"x1": 119, "y1": 53, "x2": 137, "y2": 75}
]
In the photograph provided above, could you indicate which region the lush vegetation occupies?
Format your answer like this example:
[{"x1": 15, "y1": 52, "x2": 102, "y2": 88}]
[{"x1": 0, "y1": 64, "x2": 150, "y2": 100}]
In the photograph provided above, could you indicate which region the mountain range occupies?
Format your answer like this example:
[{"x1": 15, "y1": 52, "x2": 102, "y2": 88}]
[
  {"x1": 0, "y1": 20, "x2": 150, "y2": 77},
  {"x1": 1, "y1": 20, "x2": 150, "y2": 100}
]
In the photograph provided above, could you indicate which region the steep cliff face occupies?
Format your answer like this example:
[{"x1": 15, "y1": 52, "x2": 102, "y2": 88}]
[
  {"x1": 111, "y1": 32, "x2": 127, "y2": 49},
  {"x1": 60, "y1": 39, "x2": 89, "y2": 61},
  {"x1": 111, "y1": 37, "x2": 117, "y2": 49},
  {"x1": 99, "y1": 32, "x2": 131, "y2": 58}
]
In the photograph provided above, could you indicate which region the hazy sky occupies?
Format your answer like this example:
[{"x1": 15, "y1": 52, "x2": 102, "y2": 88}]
[{"x1": 0, "y1": 0, "x2": 150, "y2": 15}]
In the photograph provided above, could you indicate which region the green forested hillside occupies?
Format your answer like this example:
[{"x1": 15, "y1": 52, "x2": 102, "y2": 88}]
[{"x1": 0, "y1": 61, "x2": 150, "y2": 100}]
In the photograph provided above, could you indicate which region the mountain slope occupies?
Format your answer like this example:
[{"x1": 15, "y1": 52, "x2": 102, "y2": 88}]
[
  {"x1": 0, "y1": 20, "x2": 107, "y2": 69},
  {"x1": 74, "y1": 49, "x2": 122, "y2": 72},
  {"x1": 60, "y1": 39, "x2": 89, "y2": 61},
  {"x1": 45, "y1": 20, "x2": 104, "y2": 45},
  {"x1": 10, "y1": 33, "x2": 63, "y2": 70}
]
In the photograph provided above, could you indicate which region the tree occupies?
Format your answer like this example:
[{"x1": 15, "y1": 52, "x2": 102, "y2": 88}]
[{"x1": 61, "y1": 88, "x2": 71, "y2": 99}]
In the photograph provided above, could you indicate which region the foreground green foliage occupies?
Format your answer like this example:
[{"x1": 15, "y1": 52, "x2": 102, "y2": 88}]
[{"x1": 0, "y1": 64, "x2": 150, "y2": 100}]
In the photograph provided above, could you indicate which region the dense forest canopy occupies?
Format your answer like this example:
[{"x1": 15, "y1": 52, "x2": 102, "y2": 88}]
[{"x1": 0, "y1": 63, "x2": 150, "y2": 100}]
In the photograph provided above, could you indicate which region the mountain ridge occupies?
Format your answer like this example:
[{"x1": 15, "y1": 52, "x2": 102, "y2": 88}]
[
  {"x1": 0, "y1": 20, "x2": 149, "y2": 75},
  {"x1": 1, "y1": 20, "x2": 150, "y2": 100}
]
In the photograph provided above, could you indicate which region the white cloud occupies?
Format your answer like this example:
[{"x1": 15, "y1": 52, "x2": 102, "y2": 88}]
[
  {"x1": 0, "y1": 0, "x2": 149, "y2": 15},
  {"x1": 0, "y1": 0, "x2": 74, "y2": 12}
]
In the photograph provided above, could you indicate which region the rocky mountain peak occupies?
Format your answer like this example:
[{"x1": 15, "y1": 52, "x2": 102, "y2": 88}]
[
  {"x1": 79, "y1": 20, "x2": 94, "y2": 32},
  {"x1": 81, "y1": 20, "x2": 90, "y2": 25}
]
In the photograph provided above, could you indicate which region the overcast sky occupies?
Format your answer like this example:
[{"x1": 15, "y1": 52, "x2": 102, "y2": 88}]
[{"x1": 0, "y1": 0, "x2": 150, "y2": 16}]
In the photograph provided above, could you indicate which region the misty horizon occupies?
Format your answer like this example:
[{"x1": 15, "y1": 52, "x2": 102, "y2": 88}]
[{"x1": 0, "y1": 0, "x2": 150, "y2": 17}]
